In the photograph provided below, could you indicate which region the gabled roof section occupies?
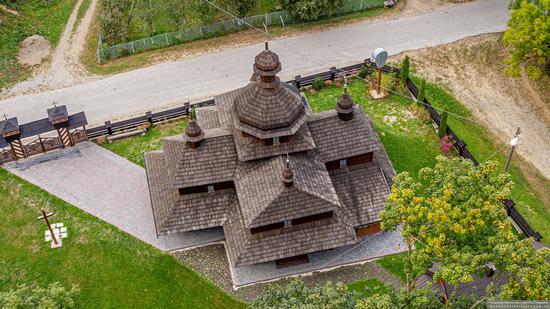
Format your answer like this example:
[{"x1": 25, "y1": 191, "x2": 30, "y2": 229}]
[
  {"x1": 234, "y1": 153, "x2": 340, "y2": 228},
  {"x1": 163, "y1": 128, "x2": 238, "y2": 188},
  {"x1": 308, "y1": 108, "x2": 380, "y2": 162},
  {"x1": 224, "y1": 202, "x2": 357, "y2": 266},
  {"x1": 0, "y1": 117, "x2": 19, "y2": 135},
  {"x1": 47, "y1": 105, "x2": 69, "y2": 123}
]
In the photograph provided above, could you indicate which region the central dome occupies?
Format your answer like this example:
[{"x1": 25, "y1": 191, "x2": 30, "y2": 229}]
[{"x1": 234, "y1": 43, "x2": 306, "y2": 134}]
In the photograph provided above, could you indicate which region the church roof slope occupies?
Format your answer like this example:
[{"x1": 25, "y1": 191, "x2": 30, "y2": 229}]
[{"x1": 234, "y1": 153, "x2": 340, "y2": 228}]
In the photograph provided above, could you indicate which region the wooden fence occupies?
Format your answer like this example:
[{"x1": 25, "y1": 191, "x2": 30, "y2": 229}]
[{"x1": 79, "y1": 61, "x2": 541, "y2": 241}]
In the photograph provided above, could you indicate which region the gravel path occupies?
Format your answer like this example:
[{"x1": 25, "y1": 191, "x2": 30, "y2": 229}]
[
  {"x1": 173, "y1": 243, "x2": 404, "y2": 302},
  {"x1": 6, "y1": 0, "x2": 99, "y2": 96}
]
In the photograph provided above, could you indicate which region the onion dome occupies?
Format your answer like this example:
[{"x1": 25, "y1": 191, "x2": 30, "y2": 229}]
[
  {"x1": 183, "y1": 113, "x2": 204, "y2": 148},
  {"x1": 234, "y1": 42, "x2": 307, "y2": 139},
  {"x1": 335, "y1": 85, "x2": 355, "y2": 121},
  {"x1": 281, "y1": 157, "x2": 294, "y2": 187}
]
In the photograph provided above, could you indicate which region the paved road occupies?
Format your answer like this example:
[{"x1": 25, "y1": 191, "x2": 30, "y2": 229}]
[{"x1": 0, "y1": 0, "x2": 508, "y2": 126}]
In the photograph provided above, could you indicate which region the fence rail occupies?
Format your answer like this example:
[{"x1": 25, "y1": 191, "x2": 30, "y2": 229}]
[
  {"x1": 98, "y1": 0, "x2": 391, "y2": 61},
  {"x1": 42, "y1": 60, "x2": 543, "y2": 241}
]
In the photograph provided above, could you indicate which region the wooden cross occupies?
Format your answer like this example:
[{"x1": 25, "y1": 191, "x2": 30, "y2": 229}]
[
  {"x1": 52, "y1": 101, "x2": 58, "y2": 108},
  {"x1": 2, "y1": 113, "x2": 8, "y2": 121},
  {"x1": 36, "y1": 209, "x2": 58, "y2": 245}
]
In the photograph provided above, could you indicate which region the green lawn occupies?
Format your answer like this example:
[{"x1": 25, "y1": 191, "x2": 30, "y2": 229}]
[
  {"x1": 347, "y1": 278, "x2": 391, "y2": 297},
  {"x1": 413, "y1": 77, "x2": 550, "y2": 243},
  {"x1": 376, "y1": 253, "x2": 408, "y2": 283},
  {"x1": 0, "y1": 168, "x2": 243, "y2": 308},
  {"x1": 100, "y1": 120, "x2": 187, "y2": 167},
  {"x1": 0, "y1": 0, "x2": 77, "y2": 90}
]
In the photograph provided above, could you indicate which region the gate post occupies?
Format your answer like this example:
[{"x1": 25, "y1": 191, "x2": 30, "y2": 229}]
[
  {"x1": 48, "y1": 105, "x2": 73, "y2": 147},
  {"x1": 1, "y1": 116, "x2": 26, "y2": 160}
]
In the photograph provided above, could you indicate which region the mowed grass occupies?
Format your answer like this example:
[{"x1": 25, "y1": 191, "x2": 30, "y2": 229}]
[
  {"x1": 347, "y1": 278, "x2": 391, "y2": 297},
  {"x1": 412, "y1": 77, "x2": 550, "y2": 243},
  {"x1": 0, "y1": 168, "x2": 243, "y2": 308},
  {"x1": 100, "y1": 119, "x2": 187, "y2": 167},
  {"x1": 0, "y1": 0, "x2": 77, "y2": 90},
  {"x1": 376, "y1": 252, "x2": 408, "y2": 283}
]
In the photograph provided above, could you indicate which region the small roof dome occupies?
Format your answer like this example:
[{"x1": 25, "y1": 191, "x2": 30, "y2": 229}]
[{"x1": 183, "y1": 114, "x2": 204, "y2": 143}]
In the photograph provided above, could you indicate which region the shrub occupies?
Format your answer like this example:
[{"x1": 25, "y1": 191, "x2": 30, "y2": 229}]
[
  {"x1": 225, "y1": 0, "x2": 256, "y2": 16},
  {"x1": 380, "y1": 72, "x2": 396, "y2": 93},
  {"x1": 0, "y1": 282, "x2": 79, "y2": 309},
  {"x1": 417, "y1": 80, "x2": 426, "y2": 103},
  {"x1": 281, "y1": 0, "x2": 344, "y2": 21},
  {"x1": 440, "y1": 135, "x2": 453, "y2": 156},
  {"x1": 437, "y1": 110, "x2": 448, "y2": 137},
  {"x1": 400, "y1": 55, "x2": 410, "y2": 87},
  {"x1": 358, "y1": 66, "x2": 370, "y2": 79},
  {"x1": 312, "y1": 77, "x2": 324, "y2": 90}
]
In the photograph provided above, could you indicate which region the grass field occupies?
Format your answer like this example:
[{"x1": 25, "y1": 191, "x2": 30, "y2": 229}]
[
  {"x1": 376, "y1": 253, "x2": 408, "y2": 283},
  {"x1": 0, "y1": 0, "x2": 77, "y2": 90},
  {"x1": 0, "y1": 168, "x2": 243, "y2": 308},
  {"x1": 347, "y1": 278, "x2": 391, "y2": 297}
]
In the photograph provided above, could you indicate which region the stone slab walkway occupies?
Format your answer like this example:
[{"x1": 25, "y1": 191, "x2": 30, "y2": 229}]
[
  {"x1": 232, "y1": 229, "x2": 406, "y2": 287},
  {"x1": 3, "y1": 142, "x2": 224, "y2": 251}
]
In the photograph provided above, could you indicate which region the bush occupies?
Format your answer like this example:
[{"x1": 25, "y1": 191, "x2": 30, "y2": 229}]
[
  {"x1": 380, "y1": 72, "x2": 396, "y2": 93},
  {"x1": 358, "y1": 66, "x2": 370, "y2": 79},
  {"x1": 440, "y1": 135, "x2": 453, "y2": 156},
  {"x1": 400, "y1": 55, "x2": 410, "y2": 87},
  {"x1": 437, "y1": 110, "x2": 448, "y2": 137},
  {"x1": 312, "y1": 77, "x2": 324, "y2": 90},
  {"x1": 225, "y1": 0, "x2": 256, "y2": 16},
  {"x1": 0, "y1": 282, "x2": 79, "y2": 309},
  {"x1": 281, "y1": 0, "x2": 344, "y2": 21},
  {"x1": 417, "y1": 80, "x2": 426, "y2": 103}
]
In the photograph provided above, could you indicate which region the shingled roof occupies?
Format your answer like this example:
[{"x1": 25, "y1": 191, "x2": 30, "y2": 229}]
[
  {"x1": 144, "y1": 44, "x2": 397, "y2": 269},
  {"x1": 308, "y1": 108, "x2": 380, "y2": 163},
  {"x1": 234, "y1": 153, "x2": 341, "y2": 228},
  {"x1": 0, "y1": 117, "x2": 19, "y2": 135}
]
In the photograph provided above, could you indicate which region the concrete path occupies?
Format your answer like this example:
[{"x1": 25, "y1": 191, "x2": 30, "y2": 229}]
[
  {"x1": 0, "y1": 0, "x2": 508, "y2": 126},
  {"x1": 3, "y1": 142, "x2": 224, "y2": 251}
]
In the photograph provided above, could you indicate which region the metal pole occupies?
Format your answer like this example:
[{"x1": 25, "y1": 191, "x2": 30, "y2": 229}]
[
  {"x1": 377, "y1": 68, "x2": 382, "y2": 94},
  {"x1": 504, "y1": 127, "x2": 521, "y2": 175}
]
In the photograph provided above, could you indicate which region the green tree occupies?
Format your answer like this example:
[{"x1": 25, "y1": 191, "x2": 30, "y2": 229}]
[
  {"x1": 0, "y1": 282, "x2": 79, "y2": 309},
  {"x1": 100, "y1": 0, "x2": 132, "y2": 44},
  {"x1": 224, "y1": 0, "x2": 255, "y2": 16},
  {"x1": 251, "y1": 279, "x2": 357, "y2": 308},
  {"x1": 417, "y1": 80, "x2": 426, "y2": 103},
  {"x1": 400, "y1": 56, "x2": 410, "y2": 87},
  {"x1": 164, "y1": 0, "x2": 189, "y2": 31},
  {"x1": 493, "y1": 238, "x2": 550, "y2": 300},
  {"x1": 437, "y1": 111, "x2": 448, "y2": 137},
  {"x1": 381, "y1": 156, "x2": 513, "y2": 293},
  {"x1": 503, "y1": 0, "x2": 550, "y2": 79},
  {"x1": 281, "y1": 0, "x2": 344, "y2": 21}
]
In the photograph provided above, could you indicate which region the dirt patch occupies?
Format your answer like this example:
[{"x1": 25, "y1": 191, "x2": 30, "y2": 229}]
[
  {"x1": 17, "y1": 35, "x2": 51, "y2": 66},
  {"x1": 392, "y1": 33, "x2": 550, "y2": 180}
]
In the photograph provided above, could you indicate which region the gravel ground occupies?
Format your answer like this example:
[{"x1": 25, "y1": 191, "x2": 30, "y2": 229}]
[{"x1": 173, "y1": 243, "x2": 404, "y2": 302}]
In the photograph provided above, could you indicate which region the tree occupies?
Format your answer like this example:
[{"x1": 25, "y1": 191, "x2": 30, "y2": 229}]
[
  {"x1": 417, "y1": 80, "x2": 426, "y2": 103},
  {"x1": 437, "y1": 110, "x2": 448, "y2": 137},
  {"x1": 503, "y1": 0, "x2": 550, "y2": 79},
  {"x1": 100, "y1": 0, "x2": 132, "y2": 44},
  {"x1": 492, "y1": 238, "x2": 550, "y2": 300},
  {"x1": 0, "y1": 282, "x2": 79, "y2": 309},
  {"x1": 225, "y1": 0, "x2": 255, "y2": 17},
  {"x1": 400, "y1": 56, "x2": 410, "y2": 88},
  {"x1": 164, "y1": 0, "x2": 188, "y2": 31},
  {"x1": 381, "y1": 156, "x2": 513, "y2": 294},
  {"x1": 281, "y1": 0, "x2": 344, "y2": 21},
  {"x1": 138, "y1": 0, "x2": 158, "y2": 36},
  {"x1": 251, "y1": 279, "x2": 358, "y2": 309}
]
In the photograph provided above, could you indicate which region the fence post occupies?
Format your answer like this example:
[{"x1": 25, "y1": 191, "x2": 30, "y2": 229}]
[
  {"x1": 295, "y1": 75, "x2": 302, "y2": 89},
  {"x1": 330, "y1": 67, "x2": 337, "y2": 81},
  {"x1": 146, "y1": 111, "x2": 153, "y2": 124},
  {"x1": 38, "y1": 135, "x2": 46, "y2": 153},
  {"x1": 131, "y1": 41, "x2": 135, "y2": 53},
  {"x1": 105, "y1": 121, "x2": 113, "y2": 135},
  {"x1": 165, "y1": 33, "x2": 169, "y2": 46}
]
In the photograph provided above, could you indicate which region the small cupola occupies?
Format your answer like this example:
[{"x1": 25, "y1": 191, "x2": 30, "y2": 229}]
[
  {"x1": 47, "y1": 103, "x2": 69, "y2": 127},
  {"x1": 183, "y1": 112, "x2": 204, "y2": 149},
  {"x1": 281, "y1": 157, "x2": 294, "y2": 188},
  {"x1": 335, "y1": 85, "x2": 355, "y2": 121},
  {"x1": 0, "y1": 115, "x2": 20, "y2": 138}
]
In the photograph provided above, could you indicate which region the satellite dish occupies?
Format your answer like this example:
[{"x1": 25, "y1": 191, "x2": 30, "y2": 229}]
[{"x1": 372, "y1": 48, "x2": 388, "y2": 69}]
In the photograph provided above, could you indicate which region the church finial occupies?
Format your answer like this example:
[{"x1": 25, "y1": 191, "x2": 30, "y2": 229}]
[
  {"x1": 281, "y1": 155, "x2": 294, "y2": 187},
  {"x1": 184, "y1": 107, "x2": 204, "y2": 149},
  {"x1": 336, "y1": 85, "x2": 355, "y2": 121}
]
